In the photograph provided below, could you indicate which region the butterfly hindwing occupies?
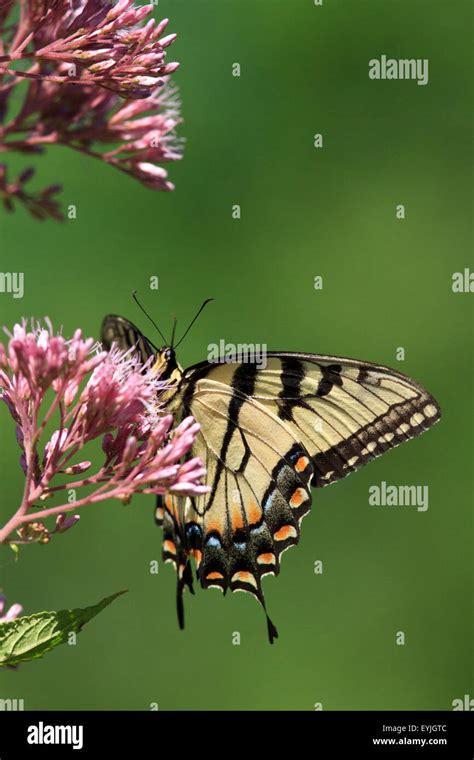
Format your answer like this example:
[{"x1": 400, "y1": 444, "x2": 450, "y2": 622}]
[
  {"x1": 155, "y1": 493, "x2": 195, "y2": 629},
  {"x1": 176, "y1": 362, "x2": 314, "y2": 640},
  {"x1": 184, "y1": 390, "x2": 315, "y2": 640},
  {"x1": 156, "y1": 363, "x2": 317, "y2": 642}
]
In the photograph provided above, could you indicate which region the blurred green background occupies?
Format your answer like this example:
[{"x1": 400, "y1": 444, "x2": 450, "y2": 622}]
[{"x1": 0, "y1": 0, "x2": 472, "y2": 710}]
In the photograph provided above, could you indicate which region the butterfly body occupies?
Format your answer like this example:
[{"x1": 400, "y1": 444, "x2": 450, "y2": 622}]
[
  {"x1": 151, "y1": 348, "x2": 184, "y2": 406},
  {"x1": 101, "y1": 315, "x2": 441, "y2": 643}
]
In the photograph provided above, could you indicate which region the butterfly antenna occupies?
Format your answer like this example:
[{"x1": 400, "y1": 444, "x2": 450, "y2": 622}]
[
  {"x1": 132, "y1": 290, "x2": 168, "y2": 345},
  {"x1": 174, "y1": 298, "x2": 214, "y2": 350},
  {"x1": 170, "y1": 316, "x2": 178, "y2": 349}
]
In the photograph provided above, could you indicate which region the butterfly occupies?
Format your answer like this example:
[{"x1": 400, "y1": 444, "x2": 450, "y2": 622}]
[{"x1": 101, "y1": 303, "x2": 441, "y2": 643}]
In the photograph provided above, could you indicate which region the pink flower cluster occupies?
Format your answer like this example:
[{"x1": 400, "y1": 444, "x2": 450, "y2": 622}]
[
  {"x1": 0, "y1": 1, "x2": 182, "y2": 219},
  {"x1": 0, "y1": 321, "x2": 207, "y2": 546}
]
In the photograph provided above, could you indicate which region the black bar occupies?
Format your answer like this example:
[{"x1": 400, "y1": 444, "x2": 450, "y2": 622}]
[{"x1": 0, "y1": 710, "x2": 472, "y2": 757}]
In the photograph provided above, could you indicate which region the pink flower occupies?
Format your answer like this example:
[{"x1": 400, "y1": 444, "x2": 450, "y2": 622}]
[
  {"x1": 0, "y1": 321, "x2": 207, "y2": 546},
  {"x1": 0, "y1": 2, "x2": 182, "y2": 219},
  {"x1": 1, "y1": 319, "x2": 102, "y2": 403},
  {"x1": 0, "y1": 595, "x2": 23, "y2": 623},
  {"x1": 75, "y1": 346, "x2": 158, "y2": 440}
]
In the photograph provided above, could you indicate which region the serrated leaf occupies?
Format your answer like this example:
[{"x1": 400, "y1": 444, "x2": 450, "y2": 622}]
[{"x1": 0, "y1": 590, "x2": 127, "y2": 667}]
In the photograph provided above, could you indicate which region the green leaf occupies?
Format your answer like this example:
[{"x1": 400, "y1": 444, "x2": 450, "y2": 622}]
[{"x1": 0, "y1": 590, "x2": 127, "y2": 667}]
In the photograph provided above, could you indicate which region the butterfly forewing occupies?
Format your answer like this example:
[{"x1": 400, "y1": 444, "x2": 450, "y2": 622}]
[
  {"x1": 101, "y1": 314, "x2": 156, "y2": 363},
  {"x1": 248, "y1": 353, "x2": 441, "y2": 486}
]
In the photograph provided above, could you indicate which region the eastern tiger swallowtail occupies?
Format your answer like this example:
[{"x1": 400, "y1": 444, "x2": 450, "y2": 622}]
[{"x1": 101, "y1": 310, "x2": 441, "y2": 643}]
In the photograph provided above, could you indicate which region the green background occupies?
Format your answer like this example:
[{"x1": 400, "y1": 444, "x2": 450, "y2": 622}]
[{"x1": 0, "y1": 0, "x2": 472, "y2": 710}]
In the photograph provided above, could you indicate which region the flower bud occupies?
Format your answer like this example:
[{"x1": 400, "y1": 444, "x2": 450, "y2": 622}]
[
  {"x1": 55, "y1": 513, "x2": 80, "y2": 533},
  {"x1": 63, "y1": 461, "x2": 91, "y2": 475}
]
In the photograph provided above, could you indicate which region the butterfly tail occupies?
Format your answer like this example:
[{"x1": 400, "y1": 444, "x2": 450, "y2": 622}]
[
  {"x1": 266, "y1": 612, "x2": 279, "y2": 645},
  {"x1": 176, "y1": 560, "x2": 194, "y2": 630},
  {"x1": 198, "y1": 526, "x2": 280, "y2": 643}
]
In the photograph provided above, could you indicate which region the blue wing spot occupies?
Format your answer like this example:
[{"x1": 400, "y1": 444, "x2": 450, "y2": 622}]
[
  {"x1": 186, "y1": 524, "x2": 202, "y2": 540},
  {"x1": 206, "y1": 535, "x2": 222, "y2": 549},
  {"x1": 264, "y1": 491, "x2": 275, "y2": 513}
]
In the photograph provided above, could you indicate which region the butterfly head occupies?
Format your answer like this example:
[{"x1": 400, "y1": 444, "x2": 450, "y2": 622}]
[
  {"x1": 104, "y1": 295, "x2": 214, "y2": 396},
  {"x1": 152, "y1": 346, "x2": 183, "y2": 386}
]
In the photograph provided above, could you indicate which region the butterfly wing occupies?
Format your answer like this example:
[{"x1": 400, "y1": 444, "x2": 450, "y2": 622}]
[
  {"x1": 168, "y1": 354, "x2": 440, "y2": 641},
  {"x1": 155, "y1": 493, "x2": 196, "y2": 630},
  {"x1": 101, "y1": 314, "x2": 156, "y2": 362},
  {"x1": 246, "y1": 353, "x2": 441, "y2": 487},
  {"x1": 157, "y1": 362, "x2": 316, "y2": 642}
]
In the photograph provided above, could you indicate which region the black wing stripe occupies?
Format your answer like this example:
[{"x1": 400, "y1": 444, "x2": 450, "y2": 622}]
[
  {"x1": 191, "y1": 393, "x2": 310, "y2": 517},
  {"x1": 204, "y1": 363, "x2": 258, "y2": 511},
  {"x1": 278, "y1": 357, "x2": 305, "y2": 420}
]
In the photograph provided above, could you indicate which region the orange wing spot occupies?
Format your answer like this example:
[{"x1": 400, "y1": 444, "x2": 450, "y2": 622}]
[
  {"x1": 231, "y1": 571, "x2": 257, "y2": 589},
  {"x1": 193, "y1": 549, "x2": 202, "y2": 567},
  {"x1": 206, "y1": 571, "x2": 224, "y2": 581},
  {"x1": 231, "y1": 504, "x2": 245, "y2": 531},
  {"x1": 274, "y1": 525, "x2": 297, "y2": 541},
  {"x1": 257, "y1": 552, "x2": 276, "y2": 565},
  {"x1": 248, "y1": 501, "x2": 263, "y2": 525},
  {"x1": 163, "y1": 540, "x2": 176, "y2": 555},
  {"x1": 155, "y1": 507, "x2": 164, "y2": 520},
  {"x1": 290, "y1": 488, "x2": 308, "y2": 508},
  {"x1": 295, "y1": 456, "x2": 310, "y2": 473},
  {"x1": 206, "y1": 520, "x2": 224, "y2": 535},
  {"x1": 164, "y1": 496, "x2": 173, "y2": 510}
]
